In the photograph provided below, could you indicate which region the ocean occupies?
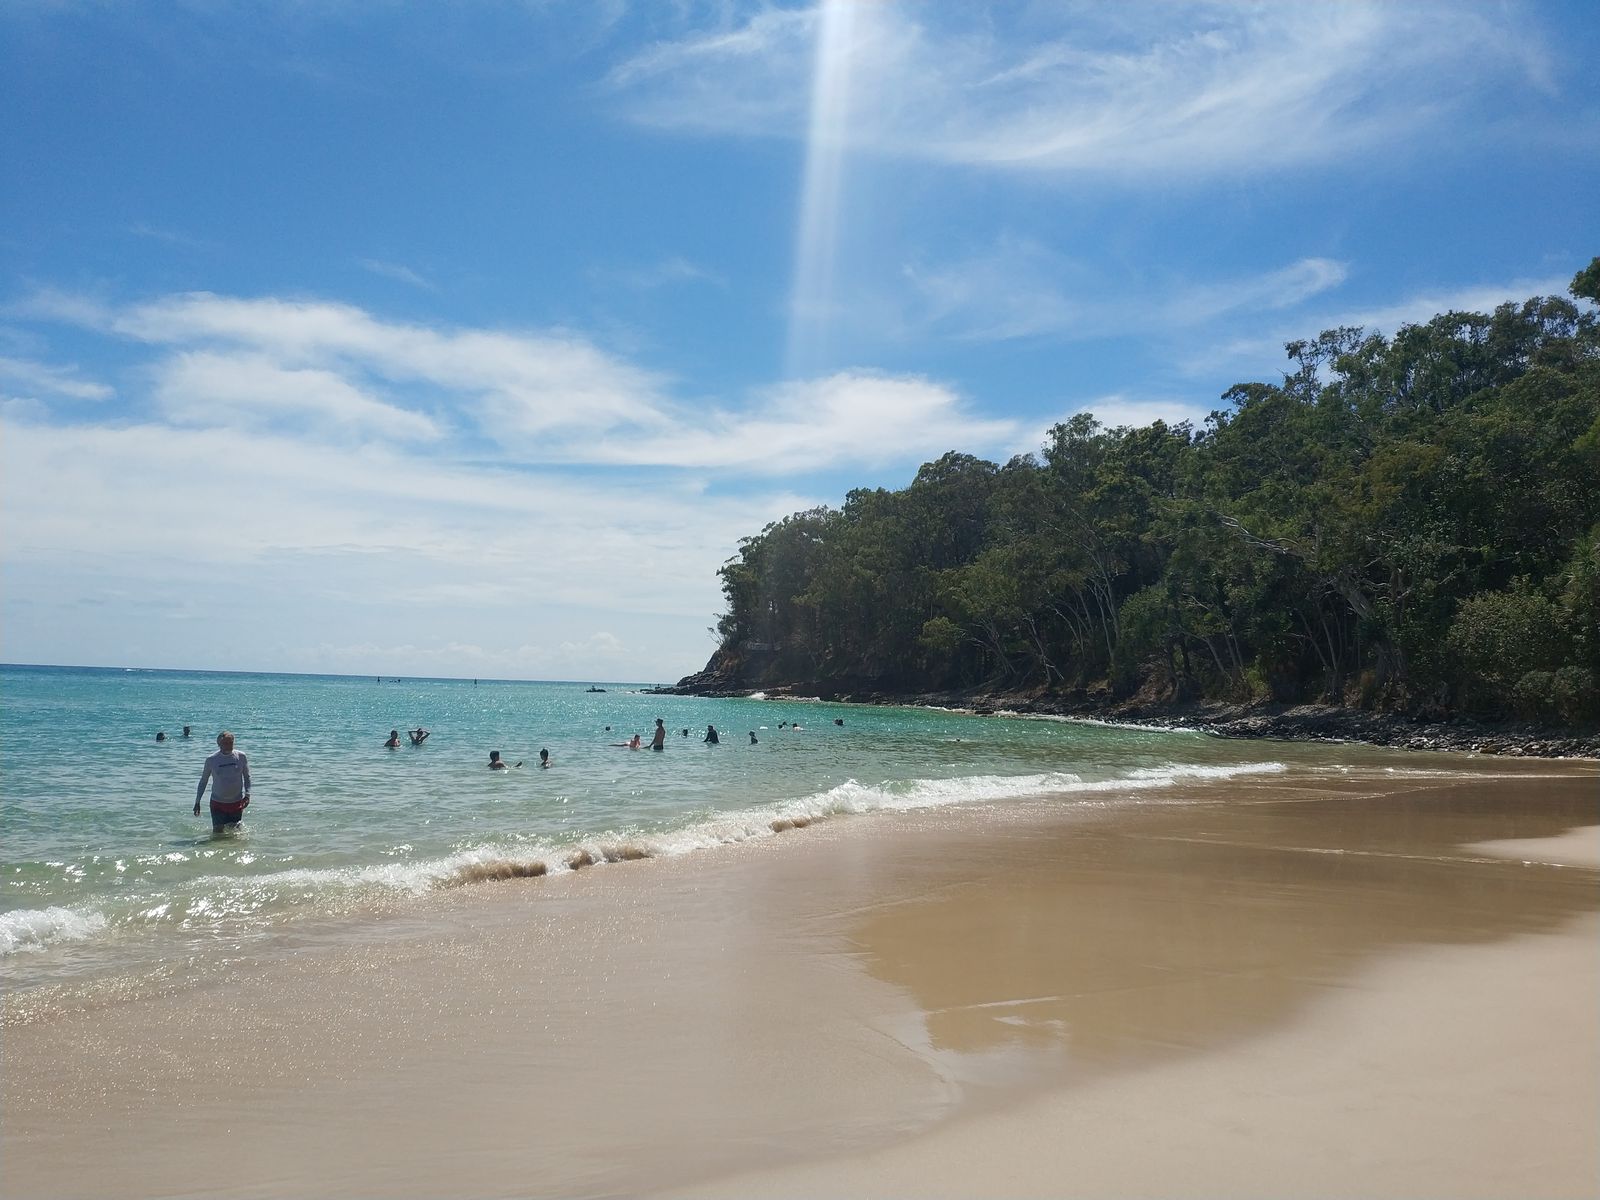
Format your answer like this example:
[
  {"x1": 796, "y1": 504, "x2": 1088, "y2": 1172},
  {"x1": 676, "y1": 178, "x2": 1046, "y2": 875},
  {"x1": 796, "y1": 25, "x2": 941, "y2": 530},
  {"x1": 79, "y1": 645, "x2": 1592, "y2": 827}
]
[{"x1": 2, "y1": 662, "x2": 1411, "y2": 997}]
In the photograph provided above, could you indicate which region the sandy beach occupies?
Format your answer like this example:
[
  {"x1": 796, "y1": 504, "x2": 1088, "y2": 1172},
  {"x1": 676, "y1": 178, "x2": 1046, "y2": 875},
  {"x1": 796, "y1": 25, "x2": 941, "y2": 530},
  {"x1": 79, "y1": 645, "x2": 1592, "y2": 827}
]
[{"x1": 4, "y1": 757, "x2": 1597, "y2": 1199}]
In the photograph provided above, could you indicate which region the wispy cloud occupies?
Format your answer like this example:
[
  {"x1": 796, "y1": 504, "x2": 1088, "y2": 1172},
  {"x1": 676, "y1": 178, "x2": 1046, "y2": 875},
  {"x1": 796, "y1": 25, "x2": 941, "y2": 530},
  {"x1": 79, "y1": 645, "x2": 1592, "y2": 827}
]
[
  {"x1": 359, "y1": 258, "x2": 434, "y2": 289},
  {"x1": 583, "y1": 371, "x2": 1020, "y2": 472},
  {"x1": 128, "y1": 223, "x2": 216, "y2": 251},
  {"x1": 152, "y1": 350, "x2": 444, "y2": 442},
  {"x1": 590, "y1": 255, "x2": 726, "y2": 291},
  {"x1": 899, "y1": 243, "x2": 1349, "y2": 344},
  {"x1": 18, "y1": 288, "x2": 1013, "y2": 474},
  {"x1": 0, "y1": 354, "x2": 113, "y2": 401},
  {"x1": 0, "y1": 413, "x2": 816, "y2": 677},
  {"x1": 606, "y1": 3, "x2": 1565, "y2": 178},
  {"x1": 1009, "y1": 392, "x2": 1217, "y2": 464},
  {"x1": 1180, "y1": 273, "x2": 1579, "y2": 378}
]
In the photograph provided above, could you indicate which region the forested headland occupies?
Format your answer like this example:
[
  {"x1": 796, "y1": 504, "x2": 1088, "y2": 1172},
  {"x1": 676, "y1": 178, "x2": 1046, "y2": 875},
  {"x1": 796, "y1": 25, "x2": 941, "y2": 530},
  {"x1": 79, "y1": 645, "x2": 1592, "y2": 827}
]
[{"x1": 671, "y1": 260, "x2": 1600, "y2": 749}]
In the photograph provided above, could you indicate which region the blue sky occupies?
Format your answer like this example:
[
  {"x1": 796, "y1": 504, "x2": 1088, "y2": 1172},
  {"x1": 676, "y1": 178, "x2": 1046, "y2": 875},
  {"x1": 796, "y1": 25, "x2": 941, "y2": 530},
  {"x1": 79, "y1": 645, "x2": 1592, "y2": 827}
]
[{"x1": 2, "y1": 1, "x2": 1596, "y2": 682}]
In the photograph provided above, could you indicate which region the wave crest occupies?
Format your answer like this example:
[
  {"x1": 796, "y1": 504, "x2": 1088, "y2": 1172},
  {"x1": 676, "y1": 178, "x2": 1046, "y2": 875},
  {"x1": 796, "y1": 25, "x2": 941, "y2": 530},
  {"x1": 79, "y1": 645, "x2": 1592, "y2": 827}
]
[{"x1": 1, "y1": 906, "x2": 109, "y2": 955}]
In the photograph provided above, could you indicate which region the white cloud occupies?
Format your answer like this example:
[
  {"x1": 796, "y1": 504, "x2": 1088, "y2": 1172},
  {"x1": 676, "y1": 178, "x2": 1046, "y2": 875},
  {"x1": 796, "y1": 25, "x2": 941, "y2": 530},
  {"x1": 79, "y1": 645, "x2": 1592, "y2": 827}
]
[
  {"x1": 1171, "y1": 259, "x2": 1349, "y2": 325},
  {"x1": 591, "y1": 256, "x2": 726, "y2": 291},
  {"x1": 581, "y1": 370, "x2": 1020, "y2": 472},
  {"x1": 109, "y1": 293, "x2": 669, "y2": 439},
  {"x1": 1180, "y1": 273, "x2": 1577, "y2": 378},
  {"x1": 1070, "y1": 394, "x2": 1215, "y2": 434},
  {"x1": 153, "y1": 350, "x2": 443, "y2": 442},
  {"x1": 1012, "y1": 393, "x2": 1215, "y2": 461},
  {"x1": 0, "y1": 355, "x2": 113, "y2": 400},
  {"x1": 0, "y1": 413, "x2": 819, "y2": 677},
  {"x1": 359, "y1": 259, "x2": 433, "y2": 289},
  {"x1": 18, "y1": 288, "x2": 1018, "y2": 475},
  {"x1": 606, "y1": 3, "x2": 1559, "y2": 178},
  {"x1": 900, "y1": 244, "x2": 1349, "y2": 344}
]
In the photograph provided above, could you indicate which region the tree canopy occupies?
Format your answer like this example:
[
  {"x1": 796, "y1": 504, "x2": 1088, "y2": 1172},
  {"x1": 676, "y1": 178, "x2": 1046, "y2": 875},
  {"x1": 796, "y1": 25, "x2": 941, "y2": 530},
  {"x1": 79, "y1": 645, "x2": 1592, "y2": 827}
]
[{"x1": 708, "y1": 260, "x2": 1600, "y2": 723}]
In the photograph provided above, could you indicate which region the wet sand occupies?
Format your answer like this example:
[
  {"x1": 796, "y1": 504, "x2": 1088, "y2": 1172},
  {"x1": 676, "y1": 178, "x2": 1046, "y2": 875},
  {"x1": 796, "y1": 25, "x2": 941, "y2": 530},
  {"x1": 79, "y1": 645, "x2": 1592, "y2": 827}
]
[{"x1": 3, "y1": 759, "x2": 1597, "y2": 1198}]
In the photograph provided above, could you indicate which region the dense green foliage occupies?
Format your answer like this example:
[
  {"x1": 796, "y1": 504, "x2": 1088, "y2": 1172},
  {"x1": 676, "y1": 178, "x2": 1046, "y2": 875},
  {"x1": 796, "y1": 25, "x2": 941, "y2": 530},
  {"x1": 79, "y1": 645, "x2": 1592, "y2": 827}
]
[{"x1": 713, "y1": 261, "x2": 1600, "y2": 722}]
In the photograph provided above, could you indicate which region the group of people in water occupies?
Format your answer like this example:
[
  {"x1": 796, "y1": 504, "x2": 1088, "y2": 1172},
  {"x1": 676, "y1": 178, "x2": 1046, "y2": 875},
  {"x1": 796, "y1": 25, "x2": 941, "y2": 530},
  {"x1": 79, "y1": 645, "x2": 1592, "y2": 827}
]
[
  {"x1": 184, "y1": 712, "x2": 847, "y2": 831},
  {"x1": 610, "y1": 718, "x2": 722, "y2": 749},
  {"x1": 375, "y1": 712, "x2": 846, "y2": 769}
]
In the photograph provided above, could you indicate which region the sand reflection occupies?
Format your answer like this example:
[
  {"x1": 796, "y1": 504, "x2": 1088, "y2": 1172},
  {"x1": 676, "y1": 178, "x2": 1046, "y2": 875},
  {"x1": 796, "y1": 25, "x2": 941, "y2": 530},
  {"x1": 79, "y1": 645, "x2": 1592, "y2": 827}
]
[{"x1": 848, "y1": 769, "x2": 1600, "y2": 1089}]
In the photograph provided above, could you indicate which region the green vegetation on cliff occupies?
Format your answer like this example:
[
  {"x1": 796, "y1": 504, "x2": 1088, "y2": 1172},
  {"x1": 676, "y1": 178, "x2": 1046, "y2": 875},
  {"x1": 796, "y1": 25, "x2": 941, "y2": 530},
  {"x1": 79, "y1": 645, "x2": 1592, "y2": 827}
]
[{"x1": 706, "y1": 260, "x2": 1600, "y2": 724}]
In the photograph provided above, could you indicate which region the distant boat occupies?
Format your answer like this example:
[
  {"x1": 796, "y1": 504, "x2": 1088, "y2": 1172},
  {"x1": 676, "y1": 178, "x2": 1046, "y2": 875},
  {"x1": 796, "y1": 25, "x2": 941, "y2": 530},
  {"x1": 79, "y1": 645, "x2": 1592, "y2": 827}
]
[{"x1": 586, "y1": 686, "x2": 606, "y2": 693}]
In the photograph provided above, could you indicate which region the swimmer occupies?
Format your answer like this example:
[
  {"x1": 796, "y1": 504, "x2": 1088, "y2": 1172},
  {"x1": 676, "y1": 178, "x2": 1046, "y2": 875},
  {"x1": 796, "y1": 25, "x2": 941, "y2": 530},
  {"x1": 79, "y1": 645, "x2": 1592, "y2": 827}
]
[
  {"x1": 748, "y1": 731, "x2": 758, "y2": 744},
  {"x1": 385, "y1": 729, "x2": 402, "y2": 749},
  {"x1": 612, "y1": 734, "x2": 641, "y2": 749},
  {"x1": 194, "y1": 731, "x2": 250, "y2": 831},
  {"x1": 703, "y1": 725, "x2": 720, "y2": 745},
  {"x1": 649, "y1": 718, "x2": 666, "y2": 751},
  {"x1": 834, "y1": 718, "x2": 844, "y2": 726},
  {"x1": 156, "y1": 731, "x2": 167, "y2": 742},
  {"x1": 489, "y1": 750, "x2": 521, "y2": 769},
  {"x1": 539, "y1": 748, "x2": 551, "y2": 768},
  {"x1": 182, "y1": 725, "x2": 193, "y2": 738},
  {"x1": 409, "y1": 727, "x2": 429, "y2": 745}
]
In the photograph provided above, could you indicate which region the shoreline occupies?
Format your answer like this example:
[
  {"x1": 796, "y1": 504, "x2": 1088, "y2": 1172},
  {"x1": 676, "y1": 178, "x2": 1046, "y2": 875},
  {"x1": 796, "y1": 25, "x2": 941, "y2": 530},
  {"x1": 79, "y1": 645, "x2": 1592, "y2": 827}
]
[
  {"x1": 4, "y1": 758, "x2": 1597, "y2": 1198},
  {"x1": 650, "y1": 677, "x2": 1600, "y2": 760}
]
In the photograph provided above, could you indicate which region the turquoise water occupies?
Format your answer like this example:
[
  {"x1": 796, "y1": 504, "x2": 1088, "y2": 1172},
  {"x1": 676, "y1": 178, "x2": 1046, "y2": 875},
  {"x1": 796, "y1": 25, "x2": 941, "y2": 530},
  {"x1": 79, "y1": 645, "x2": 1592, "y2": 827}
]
[{"x1": 3, "y1": 663, "x2": 1326, "y2": 991}]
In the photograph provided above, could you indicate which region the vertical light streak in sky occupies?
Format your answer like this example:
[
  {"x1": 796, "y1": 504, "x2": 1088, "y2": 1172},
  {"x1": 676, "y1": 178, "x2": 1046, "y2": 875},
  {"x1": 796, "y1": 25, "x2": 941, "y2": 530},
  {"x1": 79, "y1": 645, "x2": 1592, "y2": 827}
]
[{"x1": 785, "y1": 0, "x2": 858, "y2": 379}]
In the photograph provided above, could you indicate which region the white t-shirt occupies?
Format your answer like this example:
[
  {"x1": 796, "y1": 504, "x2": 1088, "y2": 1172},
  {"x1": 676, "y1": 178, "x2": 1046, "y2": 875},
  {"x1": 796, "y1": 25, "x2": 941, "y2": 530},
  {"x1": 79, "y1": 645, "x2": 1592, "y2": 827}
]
[{"x1": 197, "y1": 749, "x2": 251, "y2": 804}]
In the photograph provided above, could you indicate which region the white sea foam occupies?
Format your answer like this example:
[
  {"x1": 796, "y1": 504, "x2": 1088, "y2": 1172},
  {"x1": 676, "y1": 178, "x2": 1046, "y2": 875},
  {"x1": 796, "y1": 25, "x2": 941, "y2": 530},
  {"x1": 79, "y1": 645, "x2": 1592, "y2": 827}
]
[
  {"x1": 1125, "y1": 761, "x2": 1285, "y2": 781},
  {"x1": 2, "y1": 759, "x2": 1289, "y2": 956},
  {"x1": 0, "y1": 905, "x2": 109, "y2": 955},
  {"x1": 1005, "y1": 712, "x2": 1210, "y2": 735}
]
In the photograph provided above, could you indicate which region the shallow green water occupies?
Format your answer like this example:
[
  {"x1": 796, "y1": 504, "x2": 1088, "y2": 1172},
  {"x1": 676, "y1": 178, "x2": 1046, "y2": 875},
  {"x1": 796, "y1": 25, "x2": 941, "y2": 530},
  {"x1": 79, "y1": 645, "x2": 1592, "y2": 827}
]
[{"x1": 2, "y1": 663, "x2": 1404, "y2": 990}]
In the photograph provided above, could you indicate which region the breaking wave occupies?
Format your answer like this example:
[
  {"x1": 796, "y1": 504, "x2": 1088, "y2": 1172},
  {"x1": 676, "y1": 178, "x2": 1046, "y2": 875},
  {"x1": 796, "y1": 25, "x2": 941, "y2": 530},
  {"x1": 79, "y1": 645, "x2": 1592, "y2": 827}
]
[
  {"x1": 3, "y1": 760, "x2": 1285, "y2": 959},
  {"x1": 1, "y1": 905, "x2": 109, "y2": 956}
]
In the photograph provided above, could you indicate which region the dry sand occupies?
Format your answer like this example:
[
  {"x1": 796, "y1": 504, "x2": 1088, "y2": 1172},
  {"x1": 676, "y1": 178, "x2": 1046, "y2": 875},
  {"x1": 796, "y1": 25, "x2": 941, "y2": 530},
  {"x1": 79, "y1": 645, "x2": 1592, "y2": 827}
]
[{"x1": 3, "y1": 760, "x2": 1597, "y2": 1199}]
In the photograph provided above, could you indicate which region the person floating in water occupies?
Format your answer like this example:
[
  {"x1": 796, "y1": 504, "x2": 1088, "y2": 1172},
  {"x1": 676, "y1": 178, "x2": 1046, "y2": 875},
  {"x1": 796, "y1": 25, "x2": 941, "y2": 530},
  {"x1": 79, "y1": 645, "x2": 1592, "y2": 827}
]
[
  {"x1": 748, "y1": 731, "x2": 758, "y2": 744},
  {"x1": 703, "y1": 725, "x2": 720, "y2": 744},
  {"x1": 194, "y1": 731, "x2": 250, "y2": 832},
  {"x1": 409, "y1": 727, "x2": 430, "y2": 745},
  {"x1": 650, "y1": 718, "x2": 667, "y2": 751},
  {"x1": 539, "y1": 748, "x2": 551, "y2": 768},
  {"x1": 489, "y1": 750, "x2": 520, "y2": 769},
  {"x1": 612, "y1": 734, "x2": 641, "y2": 749},
  {"x1": 384, "y1": 729, "x2": 402, "y2": 749}
]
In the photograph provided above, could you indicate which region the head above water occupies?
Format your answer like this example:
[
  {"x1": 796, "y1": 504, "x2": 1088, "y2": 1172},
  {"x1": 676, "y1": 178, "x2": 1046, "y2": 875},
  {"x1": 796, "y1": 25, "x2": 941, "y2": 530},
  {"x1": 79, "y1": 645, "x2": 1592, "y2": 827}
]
[
  {"x1": 489, "y1": 750, "x2": 501, "y2": 763},
  {"x1": 217, "y1": 731, "x2": 234, "y2": 753}
]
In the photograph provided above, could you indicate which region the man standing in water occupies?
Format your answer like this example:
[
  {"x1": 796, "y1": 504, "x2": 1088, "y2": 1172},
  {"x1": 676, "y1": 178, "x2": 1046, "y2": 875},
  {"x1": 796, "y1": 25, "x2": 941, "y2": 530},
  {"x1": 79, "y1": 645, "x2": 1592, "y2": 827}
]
[
  {"x1": 649, "y1": 718, "x2": 667, "y2": 751},
  {"x1": 194, "y1": 731, "x2": 251, "y2": 831}
]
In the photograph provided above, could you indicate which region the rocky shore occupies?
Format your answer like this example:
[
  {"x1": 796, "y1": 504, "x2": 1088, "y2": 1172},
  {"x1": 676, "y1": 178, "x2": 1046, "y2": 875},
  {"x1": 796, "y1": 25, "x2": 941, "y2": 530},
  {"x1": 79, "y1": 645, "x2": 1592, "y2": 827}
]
[{"x1": 649, "y1": 671, "x2": 1600, "y2": 760}]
